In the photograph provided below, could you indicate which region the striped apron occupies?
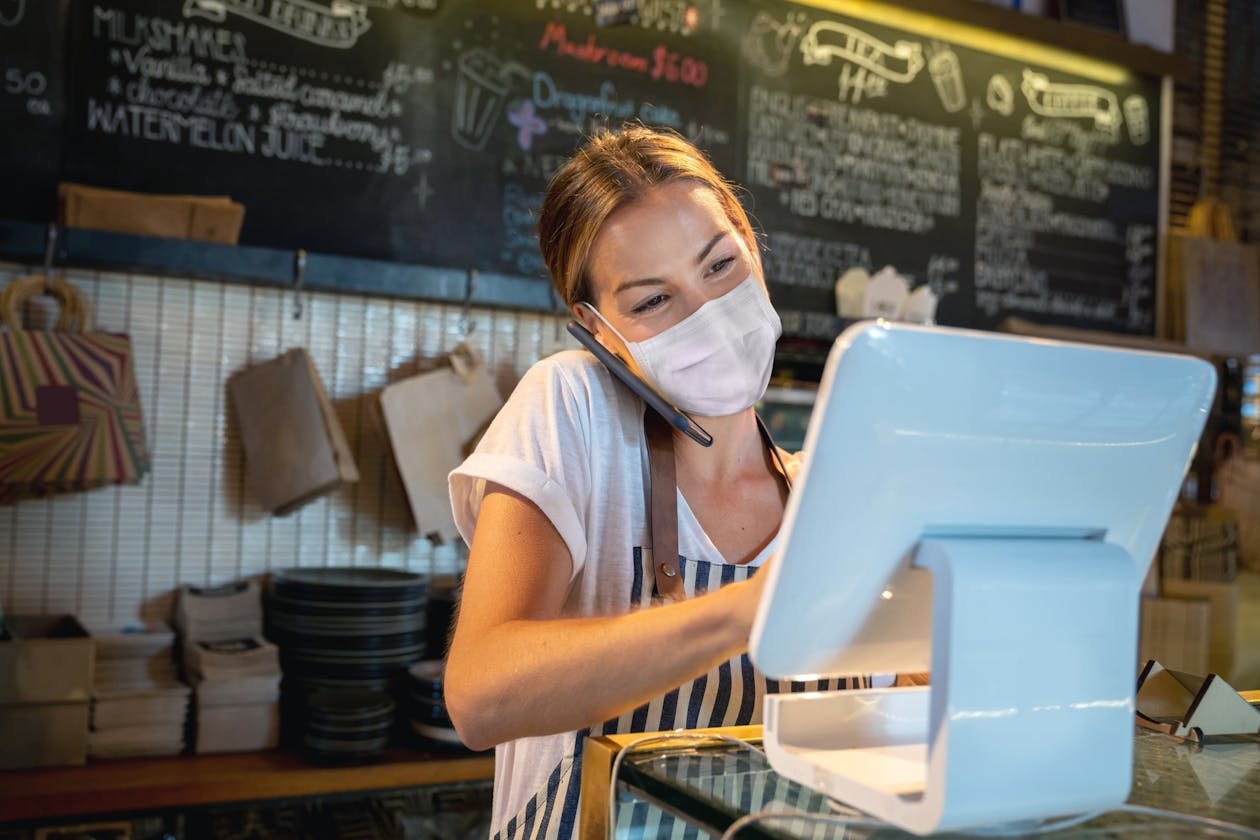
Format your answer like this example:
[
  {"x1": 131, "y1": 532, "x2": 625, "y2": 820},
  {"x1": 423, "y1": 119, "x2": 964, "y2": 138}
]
[{"x1": 491, "y1": 548, "x2": 864, "y2": 840}]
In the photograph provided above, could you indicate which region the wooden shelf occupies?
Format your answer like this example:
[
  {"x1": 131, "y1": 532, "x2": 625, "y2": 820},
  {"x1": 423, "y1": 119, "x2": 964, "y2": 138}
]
[{"x1": 0, "y1": 747, "x2": 494, "y2": 824}]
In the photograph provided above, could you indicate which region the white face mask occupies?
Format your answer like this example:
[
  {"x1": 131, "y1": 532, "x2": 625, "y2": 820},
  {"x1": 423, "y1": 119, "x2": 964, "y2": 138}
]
[{"x1": 581, "y1": 274, "x2": 782, "y2": 416}]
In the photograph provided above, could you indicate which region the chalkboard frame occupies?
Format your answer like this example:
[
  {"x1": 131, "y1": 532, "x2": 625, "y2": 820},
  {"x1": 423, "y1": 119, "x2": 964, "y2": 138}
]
[{"x1": 0, "y1": 217, "x2": 559, "y2": 313}]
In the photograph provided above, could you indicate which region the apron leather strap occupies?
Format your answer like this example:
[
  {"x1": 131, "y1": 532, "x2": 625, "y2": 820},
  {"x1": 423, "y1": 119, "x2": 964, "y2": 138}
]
[
  {"x1": 644, "y1": 410, "x2": 792, "y2": 603},
  {"x1": 645, "y1": 409, "x2": 685, "y2": 602}
]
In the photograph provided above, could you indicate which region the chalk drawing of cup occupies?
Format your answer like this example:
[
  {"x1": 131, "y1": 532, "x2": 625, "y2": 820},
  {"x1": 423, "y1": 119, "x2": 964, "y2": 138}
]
[
  {"x1": 742, "y1": 12, "x2": 802, "y2": 77},
  {"x1": 928, "y1": 48, "x2": 966, "y2": 113},
  {"x1": 453, "y1": 48, "x2": 526, "y2": 151},
  {"x1": 1123, "y1": 94, "x2": 1149, "y2": 145}
]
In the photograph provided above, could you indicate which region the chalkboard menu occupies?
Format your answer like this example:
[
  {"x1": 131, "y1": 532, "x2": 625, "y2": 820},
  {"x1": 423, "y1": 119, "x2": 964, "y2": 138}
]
[
  {"x1": 1, "y1": 0, "x2": 1162, "y2": 342},
  {"x1": 62, "y1": 0, "x2": 440, "y2": 264},
  {"x1": 1, "y1": 0, "x2": 67, "y2": 221},
  {"x1": 738, "y1": 0, "x2": 1160, "y2": 345}
]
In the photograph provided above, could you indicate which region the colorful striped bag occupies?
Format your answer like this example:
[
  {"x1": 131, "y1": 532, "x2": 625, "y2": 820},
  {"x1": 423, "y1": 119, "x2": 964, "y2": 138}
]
[{"x1": 0, "y1": 275, "x2": 150, "y2": 503}]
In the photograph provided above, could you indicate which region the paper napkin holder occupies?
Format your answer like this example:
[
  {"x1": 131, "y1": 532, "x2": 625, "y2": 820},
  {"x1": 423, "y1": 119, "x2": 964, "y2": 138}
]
[{"x1": 1136, "y1": 659, "x2": 1260, "y2": 743}]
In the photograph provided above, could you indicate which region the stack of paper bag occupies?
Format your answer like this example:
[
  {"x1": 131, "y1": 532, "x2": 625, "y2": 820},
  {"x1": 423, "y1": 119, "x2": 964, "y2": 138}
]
[
  {"x1": 173, "y1": 581, "x2": 265, "y2": 642},
  {"x1": 59, "y1": 182, "x2": 245, "y2": 244},
  {"x1": 172, "y1": 581, "x2": 280, "y2": 753},
  {"x1": 183, "y1": 637, "x2": 282, "y2": 753},
  {"x1": 89, "y1": 629, "x2": 189, "y2": 758}
]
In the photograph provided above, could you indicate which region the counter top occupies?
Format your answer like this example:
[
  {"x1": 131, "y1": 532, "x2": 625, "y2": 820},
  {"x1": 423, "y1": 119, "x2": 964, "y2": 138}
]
[{"x1": 602, "y1": 723, "x2": 1260, "y2": 838}]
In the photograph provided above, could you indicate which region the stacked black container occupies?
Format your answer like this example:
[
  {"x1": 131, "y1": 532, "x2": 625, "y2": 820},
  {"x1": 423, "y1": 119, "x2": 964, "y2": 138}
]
[
  {"x1": 404, "y1": 660, "x2": 460, "y2": 746},
  {"x1": 266, "y1": 568, "x2": 426, "y2": 762},
  {"x1": 401, "y1": 579, "x2": 464, "y2": 747},
  {"x1": 305, "y1": 689, "x2": 397, "y2": 762}
]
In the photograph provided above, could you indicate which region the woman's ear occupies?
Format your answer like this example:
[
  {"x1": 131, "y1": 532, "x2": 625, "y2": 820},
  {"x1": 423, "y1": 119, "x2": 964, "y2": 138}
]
[
  {"x1": 572, "y1": 301, "x2": 604, "y2": 342},
  {"x1": 572, "y1": 301, "x2": 630, "y2": 361}
]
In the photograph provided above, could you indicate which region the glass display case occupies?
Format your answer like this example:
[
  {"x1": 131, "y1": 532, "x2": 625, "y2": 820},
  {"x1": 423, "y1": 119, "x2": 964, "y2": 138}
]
[{"x1": 607, "y1": 727, "x2": 1260, "y2": 839}]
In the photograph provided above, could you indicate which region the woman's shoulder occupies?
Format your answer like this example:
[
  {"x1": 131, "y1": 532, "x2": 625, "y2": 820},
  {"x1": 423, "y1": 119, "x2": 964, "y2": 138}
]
[
  {"x1": 494, "y1": 349, "x2": 642, "y2": 443},
  {"x1": 516, "y1": 349, "x2": 626, "y2": 408},
  {"x1": 527, "y1": 348, "x2": 608, "y2": 383}
]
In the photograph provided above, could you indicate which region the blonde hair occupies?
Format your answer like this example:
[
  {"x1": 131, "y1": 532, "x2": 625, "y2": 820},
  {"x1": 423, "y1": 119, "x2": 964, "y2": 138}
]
[{"x1": 537, "y1": 126, "x2": 759, "y2": 307}]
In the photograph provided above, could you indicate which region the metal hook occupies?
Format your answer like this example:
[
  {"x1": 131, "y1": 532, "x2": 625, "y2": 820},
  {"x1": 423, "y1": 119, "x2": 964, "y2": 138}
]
[
  {"x1": 460, "y1": 269, "x2": 478, "y2": 336},
  {"x1": 42, "y1": 223, "x2": 58, "y2": 295},
  {"x1": 292, "y1": 249, "x2": 306, "y2": 320}
]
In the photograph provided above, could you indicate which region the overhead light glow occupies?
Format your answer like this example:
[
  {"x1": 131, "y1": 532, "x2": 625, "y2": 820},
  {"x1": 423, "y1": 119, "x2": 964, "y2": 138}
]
[{"x1": 791, "y1": 0, "x2": 1133, "y2": 85}]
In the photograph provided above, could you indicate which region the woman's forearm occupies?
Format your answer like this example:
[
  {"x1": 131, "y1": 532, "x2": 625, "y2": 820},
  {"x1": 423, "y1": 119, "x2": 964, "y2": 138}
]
[{"x1": 444, "y1": 578, "x2": 758, "y2": 750}]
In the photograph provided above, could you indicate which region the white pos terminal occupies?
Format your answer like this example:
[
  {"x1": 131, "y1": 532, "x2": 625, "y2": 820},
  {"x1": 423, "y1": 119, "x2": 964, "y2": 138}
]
[{"x1": 750, "y1": 321, "x2": 1216, "y2": 835}]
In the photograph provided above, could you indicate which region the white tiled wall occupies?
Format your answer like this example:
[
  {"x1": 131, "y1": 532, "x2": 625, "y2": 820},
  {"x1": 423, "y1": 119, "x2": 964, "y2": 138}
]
[{"x1": 0, "y1": 262, "x2": 570, "y2": 629}]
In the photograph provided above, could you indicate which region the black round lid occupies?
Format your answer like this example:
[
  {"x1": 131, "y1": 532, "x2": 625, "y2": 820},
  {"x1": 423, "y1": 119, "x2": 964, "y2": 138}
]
[
  {"x1": 307, "y1": 688, "x2": 396, "y2": 719},
  {"x1": 274, "y1": 567, "x2": 425, "y2": 589}
]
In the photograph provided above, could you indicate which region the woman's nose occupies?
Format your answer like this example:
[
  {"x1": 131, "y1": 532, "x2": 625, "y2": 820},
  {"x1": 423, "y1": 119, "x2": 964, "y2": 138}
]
[{"x1": 674, "y1": 287, "x2": 711, "y2": 321}]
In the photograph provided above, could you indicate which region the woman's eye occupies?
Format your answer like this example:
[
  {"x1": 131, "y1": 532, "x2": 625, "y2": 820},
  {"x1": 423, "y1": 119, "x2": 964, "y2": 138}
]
[
  {"x1": 708, "y1": 256, "x2": 736, "y2": 275},
  {"x1": 632, "y1": 294, "x2": 668, "y2": 314}
]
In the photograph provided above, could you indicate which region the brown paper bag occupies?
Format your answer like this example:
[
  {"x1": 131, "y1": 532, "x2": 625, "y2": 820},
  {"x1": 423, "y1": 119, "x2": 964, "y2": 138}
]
[
  {"x1": 380, "y1": 348, "x2": 501, "y2": 541},
  {"x1": 1165, "y1": 234, "x2": 1260, "y2": 356},
  {"x1": 229, "y1": 349, "x2": 358, "y2": 515},
  {"x1": 1217, "y1": 455, "x2": 1260, "y2": 574}
]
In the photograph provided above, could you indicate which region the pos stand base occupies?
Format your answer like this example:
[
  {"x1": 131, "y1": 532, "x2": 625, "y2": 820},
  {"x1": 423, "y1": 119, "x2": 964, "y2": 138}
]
[{"x1": 763, "y1": 537, "x2": 1139, "y2": 836}]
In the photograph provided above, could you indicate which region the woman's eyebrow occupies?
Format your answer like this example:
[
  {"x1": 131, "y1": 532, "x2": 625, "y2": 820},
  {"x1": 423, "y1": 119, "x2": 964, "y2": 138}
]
[
  {"x1": 612, "y1": 232, "x2": 729, "y2": 296},
  {"x1": 694, "y1": 232, "x2": 727, "y2": 265},
  {"x1": 613, "y1": 276, "x2": 665, "y2": 295}
]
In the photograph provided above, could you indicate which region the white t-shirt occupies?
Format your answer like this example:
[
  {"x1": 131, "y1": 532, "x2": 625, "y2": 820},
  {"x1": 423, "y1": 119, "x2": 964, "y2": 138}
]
[{"x1": 450, "y1": 350, "x2": 859, "y2": 840}]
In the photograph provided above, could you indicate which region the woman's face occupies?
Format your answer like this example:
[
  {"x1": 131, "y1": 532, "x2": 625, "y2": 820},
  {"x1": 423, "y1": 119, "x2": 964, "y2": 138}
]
[{"x1": 575, "y1": 180, "x2": 761, "y2": 361}]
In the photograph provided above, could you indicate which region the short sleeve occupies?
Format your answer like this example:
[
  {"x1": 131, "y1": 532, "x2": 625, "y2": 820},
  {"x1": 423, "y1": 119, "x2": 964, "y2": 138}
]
[{"x1": 448, "y1": 354, "x2": 597, "y2": 580}]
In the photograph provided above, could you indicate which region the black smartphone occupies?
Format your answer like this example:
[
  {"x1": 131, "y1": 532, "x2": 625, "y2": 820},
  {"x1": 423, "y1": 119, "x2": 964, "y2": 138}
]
[{"x1": 566, "y1": 320, "x2": 713, "y2": 447}]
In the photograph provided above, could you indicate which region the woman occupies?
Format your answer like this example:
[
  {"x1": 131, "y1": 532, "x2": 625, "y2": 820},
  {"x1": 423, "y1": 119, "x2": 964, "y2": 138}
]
[{"x1": 445, "y1": 127, "x2": 867, "y2": 840}]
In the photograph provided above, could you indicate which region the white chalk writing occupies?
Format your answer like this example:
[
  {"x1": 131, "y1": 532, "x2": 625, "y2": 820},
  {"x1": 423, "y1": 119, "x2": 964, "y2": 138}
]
[
  {"x1": 1020, "y1": 70, "x2": 1120, "y2": 140},
  {"x1": 500, "y1": 182, "x2": 547, "y2": 276},
  {"x1": 800, "y1": 20, "x2": 923, "y2": 83},
  {"x1": 95, "y1": 6, "x2": 247, "y2": 62},
  {"x1": 86, "y1": 5, "x2": 433, "y2": 176},
  {"x1": 746, "y1": 85, "x2": 961, "y2": 233},
  {"x1": 974, "y1": 126, "x2": 1155, "y2": 327},
  {"x1": 779, "y1": 309, "x2": 846, "y2": 340},
  {"x1": 1123, "y1": 224, "x2": 1154, "y2": 330},
  {"x1": 763, "y1": 230, "x2": 871, "y2": 290},
  {"x1": 182, "y1": 0, "x2": 371, "y2": 50},
  {"x1": 3, "y1": 65, "x2": 51, "y2": 116}
]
